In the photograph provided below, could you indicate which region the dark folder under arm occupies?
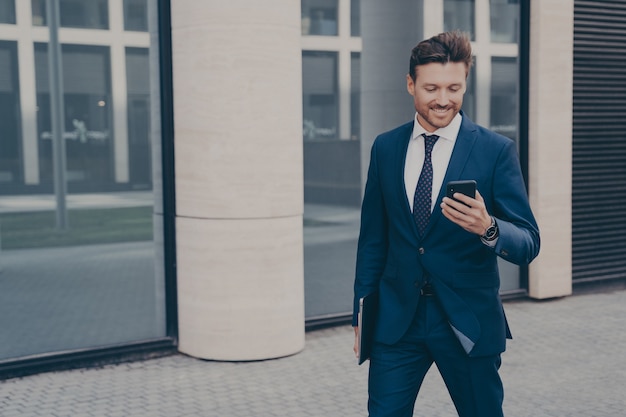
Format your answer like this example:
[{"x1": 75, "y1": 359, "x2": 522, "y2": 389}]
[{"x1": 357, "y1": 291, "x2": 379, "y2": 365}]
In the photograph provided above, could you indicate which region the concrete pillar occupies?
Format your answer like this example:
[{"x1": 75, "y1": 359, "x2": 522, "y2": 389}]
[
  {"x1": 171, "y1": 1, "x2": 305, "y2": 360},
  {"x1": 360, "y1": 0, "x2": 423, "y2": 188},
  {"x1": 527, "y1": 0, "x2": 573, "y2": 298}
]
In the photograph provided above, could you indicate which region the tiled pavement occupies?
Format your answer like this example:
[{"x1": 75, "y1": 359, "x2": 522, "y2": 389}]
[{"x1": 1, "y1": 289, "x2": 625, "y2": 417}]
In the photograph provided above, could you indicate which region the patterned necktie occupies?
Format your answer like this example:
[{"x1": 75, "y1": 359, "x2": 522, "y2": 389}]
[{"x1": 413, "y1": 134, "x2": 440, "y2": 235}]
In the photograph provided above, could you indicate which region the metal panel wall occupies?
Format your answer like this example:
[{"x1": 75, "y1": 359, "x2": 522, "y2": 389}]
[{"x1": 573, "y1": 0, "x2": 626, "y2": 282}]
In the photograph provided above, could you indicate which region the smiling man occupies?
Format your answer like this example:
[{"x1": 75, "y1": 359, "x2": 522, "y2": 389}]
[{"x1": 352, "y1": 31, "x2": 540, "y2": 417}]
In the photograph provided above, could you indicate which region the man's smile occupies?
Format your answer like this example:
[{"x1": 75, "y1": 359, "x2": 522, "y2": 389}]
[{"x1": 431, "y1": 107, "x2": 451, "y2": 113}]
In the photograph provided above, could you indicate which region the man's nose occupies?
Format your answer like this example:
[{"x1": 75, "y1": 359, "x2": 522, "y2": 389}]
[{"x1": 436, "y1": 90, "x2": 450, "y2": 106}]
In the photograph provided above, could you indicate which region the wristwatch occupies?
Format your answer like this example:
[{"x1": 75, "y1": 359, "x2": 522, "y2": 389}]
[{"x1": 481, "y1": 216, "x2": 499, "y2": 241}]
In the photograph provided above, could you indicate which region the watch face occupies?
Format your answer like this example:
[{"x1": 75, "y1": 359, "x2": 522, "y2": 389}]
[
  {"x1": 483, "y1": 217, "x2": 498, "y2": 240},
  {"x1": 484, "y1": 226, "x2": 498, "y2": 240}
]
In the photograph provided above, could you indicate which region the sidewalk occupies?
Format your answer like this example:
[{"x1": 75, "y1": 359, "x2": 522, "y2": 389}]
[
  {"x1": 1, "y1": 289, "x2": 625, "y2": 417},
  {"x1": 0, "y1": 191, "x2": 153, "y2": 213}
]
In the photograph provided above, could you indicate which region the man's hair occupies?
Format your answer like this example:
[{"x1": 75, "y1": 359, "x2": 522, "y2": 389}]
[{"x1": 409, "y1": 31, "x2": 473, "y2": 80}]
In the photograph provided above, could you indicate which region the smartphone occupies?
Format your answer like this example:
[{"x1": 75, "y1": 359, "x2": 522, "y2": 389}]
[{"x1": 446, "y1": 180, "x2": 476, "y2": 205}]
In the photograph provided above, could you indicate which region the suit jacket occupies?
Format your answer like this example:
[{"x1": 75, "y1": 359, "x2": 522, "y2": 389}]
[{"x1": 352, "y1": 114, "x2": 540, "y2": 357}]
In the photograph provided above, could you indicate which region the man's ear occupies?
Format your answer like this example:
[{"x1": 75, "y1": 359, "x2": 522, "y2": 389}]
[{"x1": 406, "y1": 74, "x2": 415, "y2": 95}]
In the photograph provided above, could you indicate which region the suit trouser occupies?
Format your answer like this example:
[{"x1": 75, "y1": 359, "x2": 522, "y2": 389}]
[{"x1": 367, "y1": 296, "x2": 504, "y2": 417}]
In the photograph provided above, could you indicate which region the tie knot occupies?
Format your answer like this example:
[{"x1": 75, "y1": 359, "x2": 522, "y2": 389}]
[{"x1": 423, "y1": 134, "x2": 439, "y2": 153}]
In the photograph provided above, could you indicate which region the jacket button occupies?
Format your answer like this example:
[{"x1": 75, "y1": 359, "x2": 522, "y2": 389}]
[{"x1": 418, "y1": 247, "x2": 425, "y2": 255}]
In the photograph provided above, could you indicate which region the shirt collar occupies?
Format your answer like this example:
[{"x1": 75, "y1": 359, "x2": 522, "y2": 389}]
[{"x1": 411, "y1": 112, "x2": 463, "y2": 143}]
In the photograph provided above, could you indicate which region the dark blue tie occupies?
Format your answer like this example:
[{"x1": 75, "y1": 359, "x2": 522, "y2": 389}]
[{"x1": 413, "y1": 134, "x2": 439, "y2": 235}]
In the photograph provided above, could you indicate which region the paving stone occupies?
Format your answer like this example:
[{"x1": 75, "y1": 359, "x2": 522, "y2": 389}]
[{"x1": 0, "y1": 290, "x2": 625, "y2": 416}]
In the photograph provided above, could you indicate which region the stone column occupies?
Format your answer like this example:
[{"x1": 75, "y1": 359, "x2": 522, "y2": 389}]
[
  {"x1": 527, "y1": 0, "x2": 574, "y2": 298},
  {"x1": 171, "y1": 1, "x2": 304, "y2": 360}
]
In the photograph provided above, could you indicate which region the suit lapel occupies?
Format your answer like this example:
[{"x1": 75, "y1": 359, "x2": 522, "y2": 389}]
[{"x1": 394, "y1": 122, "x2": 416, "y2": 227}]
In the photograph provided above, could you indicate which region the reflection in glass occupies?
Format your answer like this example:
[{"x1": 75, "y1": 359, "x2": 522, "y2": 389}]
[
  {"x1": 32, "y1": 0, "x2": 109, "y2": 29},
  {"x1": 302, "y1": 51, "x2": 338, "y2": 141},
  {"x1": 0, "y1": 41, "x2": 21, "y2": 185},
  {"x1": 462, "y1": 58, "x2": 476, "y2": 121},
  {"x1": 303, "y1": 201, "x2": 360, "y2": 319},
  {"x1": 491, "y1": 57, "x2": 521, "y2": 292},
  {"x1": 490, "y1": 57, "x2": 518, "y2": 141},
  {"x1": 0, "y1": 0, "x2": 16, "y2": 24},
  {"x1": 301, "y1": 0, "x2": 338, "y2": 36},
  {"x1": 351, "y1": 0, "x2": 360, "y2": 37},
  {"x1": 490, "y1": 0, "x2": 519, "y2": 43},
  {"x1": 0, "y1": 1, "x2": 165, "y2": 362},
  {"x1": 350, "y1": 52, "x2": 360, "y2": 141},
  {"x1": 124, "y1": 0, "x2": 148, "y2": 32},
  {"x1": 302, "y1": 47, "x2": 361, "y2": 320},
  {"x1": 34, "y1": 44, "x2": 113, "y2": 186},
  {"x1": 126, "y1": 47, "x2": 151, "y2": 187},
  {"x1": 31, "y1": 0, "x2": 45, "y2": 25},
  {"x1": 444, "y1": 0, "x2": 475, "y2": 40}
]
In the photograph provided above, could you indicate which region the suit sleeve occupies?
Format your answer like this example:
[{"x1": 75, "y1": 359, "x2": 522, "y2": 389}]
[
  {"x1": 490, "y1": 140, "x2": 540, "y2": 266},
  {"x1": 352, "y1": 140, "x2": 388, "y2": 326}
]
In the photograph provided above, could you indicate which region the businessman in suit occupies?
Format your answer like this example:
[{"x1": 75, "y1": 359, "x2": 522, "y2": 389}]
[{"x1": 352, "y1": 31, "x2": 540, "y2": 417}]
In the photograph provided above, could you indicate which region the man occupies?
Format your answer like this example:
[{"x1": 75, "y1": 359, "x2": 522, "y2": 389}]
[{"x1": 352, "y1": 31, "x2": 540, "y2": 417}]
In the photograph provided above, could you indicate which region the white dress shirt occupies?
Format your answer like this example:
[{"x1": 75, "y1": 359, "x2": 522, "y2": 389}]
[{"x1": 404, "y1": 113, "x2": 462, "y2": 212}]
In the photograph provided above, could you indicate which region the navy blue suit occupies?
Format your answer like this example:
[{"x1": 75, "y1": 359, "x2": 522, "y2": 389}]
[{"x1": 353, "y1": 114, "x2": 540, "y2": 416}]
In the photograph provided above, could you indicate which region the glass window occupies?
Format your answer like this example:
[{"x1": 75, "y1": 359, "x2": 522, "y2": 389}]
[
  {"x1": 462, "y1": 58, "x2": 477, "y2": 121},
  {"x1": 34, "y1": 43, "x2": 113, "y2": 185},
  {"x1": 0, "y1": 9, "x2": 166, "y2": 361},
  {"x1": 32, "y1": 0, "x2": 109, "y2": 29},
  {"x1": 303, "y1": 194, "x2": 360, "y2": 319},
  {"x1": 124, "y1": 0, "x2": 148, "y2": 32},
  {"x1": 31, "y1": 0, "x2": 45, "y2": 25},
  {"x1": 444, "y1": 0, "x2": 475, "y2": 40},
  {"x1": 302, "y1": 51, "x2": 339, "y2": 140},
  {"x1": 126, "y1": 47, "x2": 151, "y2": 187},
  {"x1": 490, "y1": 0, "x2": 519, "y2": 43},
  {"x1": 490, "y1": 57, "x2": 518, "y2": 140},
  {"x1": 0, "y1": 41, "x2": 21, "y2": 185},
  {"x1": 0, "y1": 0, "x2": 15, "y2": 24},
  {"x1": 489, "y1": 0, "x2": 520, "y2": 43},
  {"x1": 350, "y1": 52, "x2": 360, "y2": 141},
  {"x1": 301, "y1": 0, "x2": 338, "y2": 36},
  {"x1": 302, "y1": 48, "x2": 361, "y2": 320},
  {"x1": 351, "y1": 0, "x2": 360, "y2": 37}
]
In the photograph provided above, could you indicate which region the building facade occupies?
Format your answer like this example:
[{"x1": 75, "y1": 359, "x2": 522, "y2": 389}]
[{"x1": 0, "y1": 0, "x2": 621, "y2": 377}]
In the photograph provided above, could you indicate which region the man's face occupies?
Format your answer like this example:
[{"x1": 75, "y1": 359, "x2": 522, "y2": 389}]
[{"x1": 406, "y1": 62, "x2": 467, "y2": 132}]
